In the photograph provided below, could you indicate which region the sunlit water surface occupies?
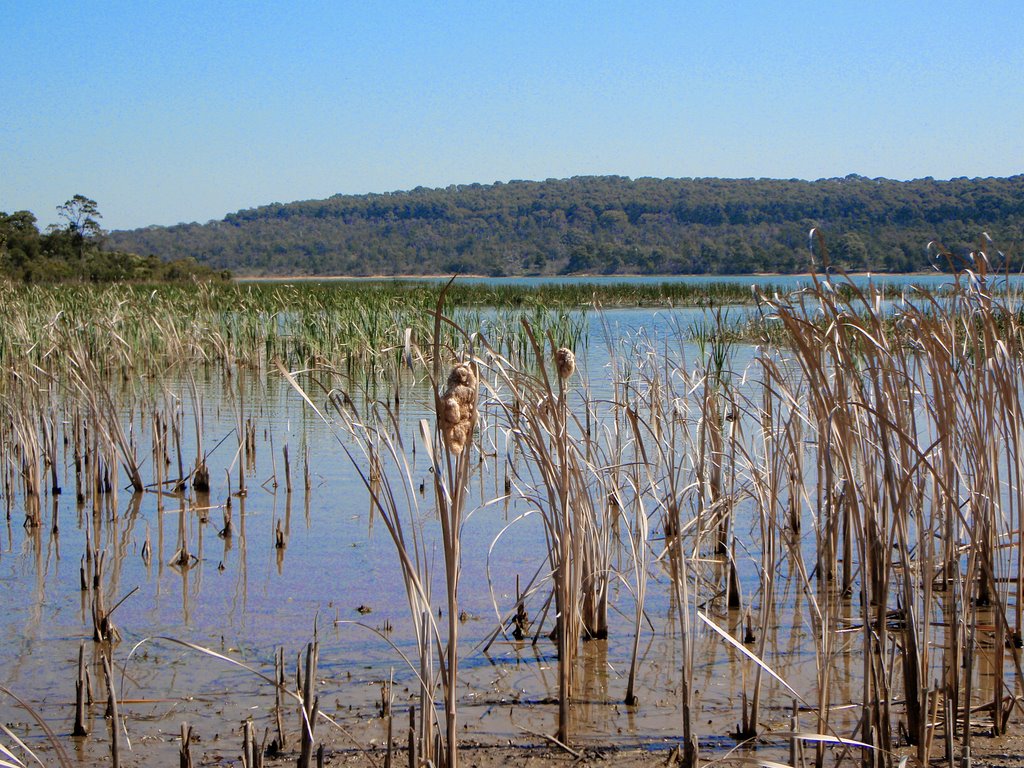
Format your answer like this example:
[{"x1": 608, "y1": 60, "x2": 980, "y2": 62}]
[{"x1": 0, "y1": 283, "x2": 1016, "y2": 765}]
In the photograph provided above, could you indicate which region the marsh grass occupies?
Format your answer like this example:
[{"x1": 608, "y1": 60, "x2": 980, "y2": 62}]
[
  {"x1": 742, "y1": 244, "x2": 1024, "y2": 764},
  {"x1": 5, "y1": 265, "x2": 1024, "y2": 767}
]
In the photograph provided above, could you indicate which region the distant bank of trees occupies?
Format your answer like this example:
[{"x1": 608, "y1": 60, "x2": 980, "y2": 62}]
[
  {"x1": 104, "y1": 175, "x2": 1024, "y2": 277},
  {"x1": 1, "y1": 196, "x2": 230, "y2": 283}
]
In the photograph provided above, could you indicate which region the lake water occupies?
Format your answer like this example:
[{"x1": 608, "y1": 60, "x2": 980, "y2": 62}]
[{"x1": 0, "y1": 278, "x2": 1018, "y2": 766}]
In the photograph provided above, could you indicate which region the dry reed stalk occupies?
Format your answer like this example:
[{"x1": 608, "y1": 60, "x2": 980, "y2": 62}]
[
  {"x1": 669, "y1": 512, "x2": 700, "y2": 768},
  {"x1": 91, "y1": 550, "x2": 113, "y2": 642},
  {"x1": 102, "y1": 653, "x2": 121, "y2": 768},
  {"x1": 65, "y1": 342, "x2": 145, "y2": 494},
  {"x1": 241, "y1": 719, "x2": 264, "y2": 768},
  {"x1": 0, "y1": 680, "x2": 75, "y2": 768},
  {"x1": 278, "y1": 281, "x2": 477, "y2": 768},
  {"x1": 283, "y1": 443, "x2": 292, "y2": 493},
  {"x1": 622, "y1": 427, "x2": 650, "y2": 706},
  {"x1": 297, "y1": 636, "x2": 319, "y2": 768},
  {"x1": 272, "y1": 646, "x2": 287, "y2": 752},
  {"x1": 746, "y1": 238, "x2": 1024, "y2": 762},
  {"x1": 10, "y1": 406, "x2": 43, "y2": 527},
  {"x1": 613, "y1": 339, "x2": 705, "y2": 766},
  {"x1": 179, "y1": 721, "x2": 194, "y2": 768},
  {"x1": 418, "y1": 285, "x2": 483, "y2": 768},
  {"x1": 72, "y1": 642, "x2": 88, "y2": 737},
  {"x1": 234, "y1": 364, "x2": 247, "y2": 497},
  {"x1": 185, "y1": 374, "x2": 210, "y2": 492},
  {"x1": 170, "y1": 496, "x2": 192, "y2": 567},
  {"x1": 485, "y1": 322, "x2": 587, "y2": 744},
  {"x1": 41, "y1": 389, "x2": 61, "y2": 495}
]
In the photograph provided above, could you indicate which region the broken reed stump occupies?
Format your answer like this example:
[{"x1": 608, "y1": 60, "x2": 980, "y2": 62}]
[
  {"x1": 192, "y1": 459, "x2": 210, "y2": 493},
  {"x1": 179, "y1": 721, "x2": 194, "y2": 768},
  {"x1": 91, "y1": 551, "x2": 120, "y2": 643},
  {"x1": 727, "y1": 544, "x2": 742, "y2": 611},
  {"x1": 283, "y1": 444, "x2": 292, "y2": 493},
  {"x1": 297, "y1": 638, "x2": 319, "y2": 768},
  {"x1": 102, "y1": 653, "x2": 121, "y2": 768},
  {"x1": 384, "y1": 704, "x2": 394, "y2": 768},
  {"x1": 408, "y1": 705, "x2": 417, "y2": 768},
  {"x1": 274, "y1": 646, "x2": 287, "y2": 752},
  {"x1": 73, "y1": 642, "x2": 88, "y2": 737},
  {"x1": 220, "y1": 505, "x2": 233, "y2": 538},
  {"x1": 241, "y1": 719, "x2": 263, "y2": 768}
]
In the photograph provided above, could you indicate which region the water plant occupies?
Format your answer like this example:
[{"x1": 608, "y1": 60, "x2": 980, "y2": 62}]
[
  {"x1": 4, "y1": 260, "x2": 1024, "y2": 767},
  {"x1": 279, "y1": 282, "x2": 479, "y2": 768}
]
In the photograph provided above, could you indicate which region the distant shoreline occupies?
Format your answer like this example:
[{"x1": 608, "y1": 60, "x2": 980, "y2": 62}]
[{"x1": 235, "y1": 271, "x2": 936, "y2": 283}]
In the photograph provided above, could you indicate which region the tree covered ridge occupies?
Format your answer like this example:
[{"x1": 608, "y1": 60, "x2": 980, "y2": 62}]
[{"x1": 106, "y1": 175, "x2": 1024, "y2": 276}]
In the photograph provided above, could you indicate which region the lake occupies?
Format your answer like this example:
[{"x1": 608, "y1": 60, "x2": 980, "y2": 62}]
[{"x1": 0, "y1": 275, "x2": 1020, "y2": 766}]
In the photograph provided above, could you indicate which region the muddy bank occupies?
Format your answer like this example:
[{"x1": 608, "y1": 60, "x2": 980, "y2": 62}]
[{"x1": 79, "y1": 737, "x2": 1024, "y2": 768}]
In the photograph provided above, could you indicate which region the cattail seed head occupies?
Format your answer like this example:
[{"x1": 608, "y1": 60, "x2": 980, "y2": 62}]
[
  {"x1": 555, "y1": 347, "x2": 576, "y2": 380},
  {"x1": 439, "y1": 363, "x2": 477, "y2": 454}
]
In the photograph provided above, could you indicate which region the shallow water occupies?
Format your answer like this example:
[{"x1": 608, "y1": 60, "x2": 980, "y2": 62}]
[{"x1": 0, "y1": 297, "x2": 1016, "y2": 766}]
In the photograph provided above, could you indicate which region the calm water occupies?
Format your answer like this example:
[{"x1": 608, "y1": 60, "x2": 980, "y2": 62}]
[{"x1": 0, "y1": 284, "x2": 1015, "y2": 765}]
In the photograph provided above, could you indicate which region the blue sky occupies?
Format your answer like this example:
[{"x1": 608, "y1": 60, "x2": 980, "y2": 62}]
[{"x1": 3, "y1": 1, "x2": 1022, "y2": 231}]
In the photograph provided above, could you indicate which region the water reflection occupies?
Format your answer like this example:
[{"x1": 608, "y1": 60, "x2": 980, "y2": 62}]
[{"x1": 2, "y1": 294, "x2": 1024, "y2": 766}]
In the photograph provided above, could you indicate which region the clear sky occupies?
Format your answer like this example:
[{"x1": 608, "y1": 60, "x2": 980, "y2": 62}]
[{"x1": 3, "y1": 1, "x2": 1022, "y2": 232}]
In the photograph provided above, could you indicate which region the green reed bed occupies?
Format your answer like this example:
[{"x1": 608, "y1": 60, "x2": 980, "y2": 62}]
[
  {"x1": 241, "y1": 278, "x2": 784, "y2": 309},
  {"x1": 0, "y1": 281, "x2": 594, "y2": 380},
  {"x1": 440, "y1": 280, "x2": 775, "y2": 308},
  {"x1": 0, "y1": 277, "x2": 778, "y2": 394}
]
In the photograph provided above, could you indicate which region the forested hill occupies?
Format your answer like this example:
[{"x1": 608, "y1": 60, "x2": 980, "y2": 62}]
[{"x1": 105, "y1": 175, "x2": 1024, "y2": 276}]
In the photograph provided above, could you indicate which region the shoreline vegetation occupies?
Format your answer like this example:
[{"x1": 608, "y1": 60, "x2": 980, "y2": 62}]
[
  {"x1": 234, "y1": 269, "x2": 939, "y2": 282},
  {"x1": 4, "y1": 255, "x2": 1024, "y2": 767},
  {"x1": 1, "y1": 269, "x2": 1020, "y2": 377},
  {"x1": 5, "y1": 200, "x2": 1024, "y2": 767},
  {"x1": 1, "y1": 197, "x2": 230, "y2": 284}
]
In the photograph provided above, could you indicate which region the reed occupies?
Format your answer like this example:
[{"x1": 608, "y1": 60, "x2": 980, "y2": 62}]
[
  {"x1": 740, "y1": 243, "x2": 1024, "y2": 763},
  {"x1": 241, "y1": 718, "x2": 264, "y2": 768},
  {"x1": 296, "y1": 635, "x2": 319, "y2": 768},
  {"x1": 280, "y1": 283, "x2": 479, "y2": 768},
  {"x1": 6, "y1": 261, "x2": 1024, "y2": 766},
  {"x1": 485, "y1": 322, "x2": 649, "y2": 745},
  {"x1": 619, "y1": 340, "x2": 704, "y2": 768},
  {"x1": 0, "y1": 279, "x2": 777, "y2": 391}
]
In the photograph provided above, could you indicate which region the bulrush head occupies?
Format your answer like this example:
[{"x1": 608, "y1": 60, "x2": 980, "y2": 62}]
[
  {"x1": 555, "y1": 347, "x2": 576, "y2": 380},
  {"x1": 439, "y1": 363, "x2": 477, "y2": 454}
]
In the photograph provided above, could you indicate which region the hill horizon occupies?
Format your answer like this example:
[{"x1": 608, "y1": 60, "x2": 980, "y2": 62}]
[{"x1": 105, "y1": 174, "x2": 1024, "y2": 277}]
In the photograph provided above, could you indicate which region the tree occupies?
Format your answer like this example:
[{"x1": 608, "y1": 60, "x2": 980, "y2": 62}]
[
  {"x1": 833, "y1": 232, "x2": 869, "y2": 271},
  {"x1": 54, "y1": 195, "x2": 103, "y2": 264},
  {"x1": 3, "y1": 197, "x2": 227, "y2": 283},
  {"x1": 57, "y1": 194, "x2": 103, "y2": 237},
  {"x1": 1, "y1": 210, "x2": 42, "y2": 276}
]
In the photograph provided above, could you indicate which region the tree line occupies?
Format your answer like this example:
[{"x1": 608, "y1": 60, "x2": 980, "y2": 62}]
[
  {"x1": 98, "y1": 174, "x2": 1024, "y2": 276},
  {"x1": 1, "y1": 196, "x2": 230, "y2": 283}
]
